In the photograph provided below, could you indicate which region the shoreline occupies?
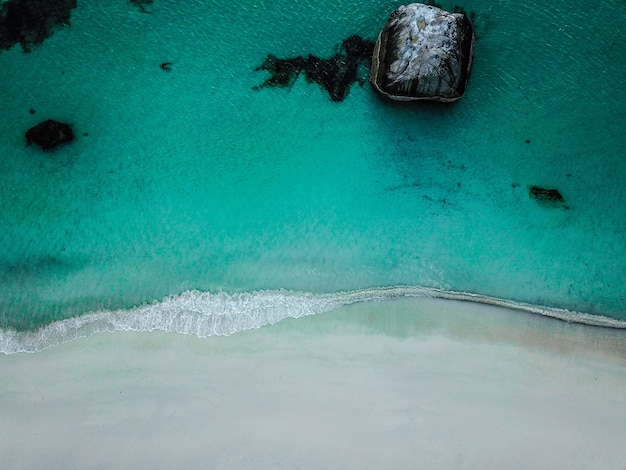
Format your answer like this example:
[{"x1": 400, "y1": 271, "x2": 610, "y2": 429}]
[{"x1": 2, "y1": 285, "x2": 625, "y2": 354}]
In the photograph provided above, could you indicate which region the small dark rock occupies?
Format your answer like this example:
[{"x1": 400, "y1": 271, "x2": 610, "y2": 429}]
[
  {"x1": 25, "y1": 119, "x2": 75, "y2": 151},
  {"x1": 529, "y1": 186, "x2": 564, "y2": 203},
  {"x1": 29, "y1": 108, "x2": 36, "y2": 114}
]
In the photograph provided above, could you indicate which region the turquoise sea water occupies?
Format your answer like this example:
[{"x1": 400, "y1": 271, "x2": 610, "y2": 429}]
[{"x1": 1, "y1": 0, "x2": 625, "y2": 351}]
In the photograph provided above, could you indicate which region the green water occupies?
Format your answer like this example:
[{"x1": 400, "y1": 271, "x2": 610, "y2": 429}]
[{"x1": 0, "y1": 0, "x2": 625, "y2": 343}]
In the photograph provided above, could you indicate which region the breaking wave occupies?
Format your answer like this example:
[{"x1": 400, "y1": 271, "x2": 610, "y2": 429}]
[{"x1": 2, "y1": 286, "x2": 625, "y2": 354}]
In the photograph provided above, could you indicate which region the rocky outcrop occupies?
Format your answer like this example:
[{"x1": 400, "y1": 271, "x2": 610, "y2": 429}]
[
  {"x1": 0, "y1": 0, "x2": 77, "y2": 52},
  {"x1": 370, "y1": 3, "x2": 475, "y2": 102},
  {"x1": 25, "y1": 120, "x2": 75, "y2": 151}
]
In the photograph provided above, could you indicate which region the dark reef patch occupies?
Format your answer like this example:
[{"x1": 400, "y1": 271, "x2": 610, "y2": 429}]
[
  {"x1": 529, "y1": 186, "x2": 564, "y2": 202},
  {"x1": 253, "y1": 35, "x2": 375, "y2": 102},
  {"x1": 529, "y1": 186, "x2": 567, "y2": 207},
  {"x1": 1, "y1": 254, "x2": 68, "y2": 282},
  {"x1": 26, "y1": 119, "x2": 75, "y2": 151},
  {"x1": 0, "y1": 0, "x2": 77, "y2": 52}
]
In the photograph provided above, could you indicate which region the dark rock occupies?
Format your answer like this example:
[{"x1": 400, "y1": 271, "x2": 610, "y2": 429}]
[
  {"x1": 253, "y1": 35, "x2": 374, "y2": 102},
  {"x1": 529, "y1": 186, "x2": 565, "y2": 203},
  {"x1": 25, "y1": 119, "x2": 75, "y2": 151},
  {"x1": 0, "y1": 0, "x2": 77, "y2": 52},
  {"x1": 371, "y1": 3, "x2": 475, "y2": 102}
]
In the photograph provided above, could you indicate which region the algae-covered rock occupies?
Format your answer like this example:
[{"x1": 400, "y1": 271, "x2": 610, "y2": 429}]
[{"x1": 371, "y1": 3, "x2": 475, "y2": 102}]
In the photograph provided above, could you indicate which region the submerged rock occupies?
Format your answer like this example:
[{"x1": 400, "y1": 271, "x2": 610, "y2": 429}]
[
  {"x1": 25, "y1": 119, "x2": 75, "y2": 151},
  {"x1": 130, "y1": 0, "x2": 154, "y2": 14},
  {"x1": 370, "y1": 3, "x2": 475, "y2": 102},
  {"x1": 0, "y1": 0, "x2": 77, "y2": 52},
  {"x1": 529, "y1": 186, "x2": 565, "y2": 203},
  {"x1": 253, "y1": 35, "x2": 374, "y2": 102}
]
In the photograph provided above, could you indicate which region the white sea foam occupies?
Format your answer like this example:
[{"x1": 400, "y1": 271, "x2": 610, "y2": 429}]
[{"x1": 1, "y1": 286, "x2": 625, "y2": 354}]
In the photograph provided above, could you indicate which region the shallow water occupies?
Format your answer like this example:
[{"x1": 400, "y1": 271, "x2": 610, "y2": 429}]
[{"x1": 1, "y1": 0, "x2": 625, "y2": 346}]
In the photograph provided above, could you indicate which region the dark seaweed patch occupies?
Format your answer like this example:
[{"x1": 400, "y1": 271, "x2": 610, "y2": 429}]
[
  {"x1": 0, "y1": 0, "x2": 77, "y2": 52},
  {"x1": 529, "y1": 186, "x2": 565, "y2": 203},
  {"x1": 253, "y1": 35, "x2": 374, "y2": 102},
  {"x1": 130, "y1": 0, "x2": 154, "y2": 14}
]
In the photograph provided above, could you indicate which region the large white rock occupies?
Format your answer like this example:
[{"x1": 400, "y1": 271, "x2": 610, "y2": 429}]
[{"x1": 370, "y1": 3, "x2": 475, "y2": 102}]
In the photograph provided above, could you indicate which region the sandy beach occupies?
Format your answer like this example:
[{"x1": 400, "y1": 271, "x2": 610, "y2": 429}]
[{"x1": 1, "y1": 297, "x2": 625, "y2": 469}]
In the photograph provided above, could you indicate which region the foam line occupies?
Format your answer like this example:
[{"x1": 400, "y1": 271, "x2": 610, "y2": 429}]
[{"x1": 1, "y1": 286, "x2": 625, "y2": 354}]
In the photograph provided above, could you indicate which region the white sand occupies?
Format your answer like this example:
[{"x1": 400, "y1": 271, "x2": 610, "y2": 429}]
[{"x1": 1, "y1": 297, "x2": 625, "y2": 469}]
